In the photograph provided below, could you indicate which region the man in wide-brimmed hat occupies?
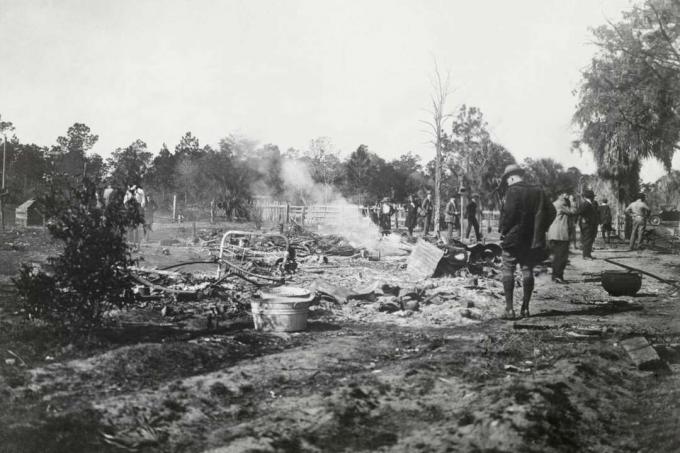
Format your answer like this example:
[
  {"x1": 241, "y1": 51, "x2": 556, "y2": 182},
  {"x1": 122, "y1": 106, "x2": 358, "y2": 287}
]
[
  {"x1": 498, "y1": 164, "x2": 555, "y2": 319},
  {"x1": 577, "y1": 189, "x2": 599, "y2": 259}
]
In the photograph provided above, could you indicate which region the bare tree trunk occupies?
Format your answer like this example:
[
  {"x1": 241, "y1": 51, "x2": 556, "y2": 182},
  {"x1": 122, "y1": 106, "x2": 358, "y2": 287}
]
[
  {"x1": 434, "y1": 139, "x2": 442, "y2": 234},
  {"x1": 422, "y1": 62, "x2": 452, "y2": 235}
]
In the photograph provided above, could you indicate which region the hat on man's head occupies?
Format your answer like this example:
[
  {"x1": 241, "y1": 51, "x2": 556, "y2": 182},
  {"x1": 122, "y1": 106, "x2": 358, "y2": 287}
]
[
  {"x1": 502, "y1": 164, "x2": 525, "y2": 180},
  {"x1": 639, "y1": 193, "x2": 646, "y2": 200},
  {"x1": 583, "y1": 189, "x2": 595, "y2": 199}
]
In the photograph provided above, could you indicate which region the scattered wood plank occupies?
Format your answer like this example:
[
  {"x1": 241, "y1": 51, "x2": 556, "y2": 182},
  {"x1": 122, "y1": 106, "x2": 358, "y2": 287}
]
[{"x1": 620, "y1": 336, "x2": 667, "y2": 371}]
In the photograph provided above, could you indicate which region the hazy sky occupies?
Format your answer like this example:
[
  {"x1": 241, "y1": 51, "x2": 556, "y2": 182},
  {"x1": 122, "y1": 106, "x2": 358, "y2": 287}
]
[{"x1": 2, "y1": 0, "x2": 678, "y2": 182}]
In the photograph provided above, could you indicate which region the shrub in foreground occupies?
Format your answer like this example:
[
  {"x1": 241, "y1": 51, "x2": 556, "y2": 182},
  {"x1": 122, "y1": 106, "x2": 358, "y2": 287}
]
[{"x1": 14, "y1": 177, "x2": 144, "y2": 334}]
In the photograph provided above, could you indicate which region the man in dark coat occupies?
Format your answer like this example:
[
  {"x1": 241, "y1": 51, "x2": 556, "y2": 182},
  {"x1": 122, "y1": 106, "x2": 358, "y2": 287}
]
[
  {"x1": 405, "y1": 195, "x2": 419, "y2": 237},
  {"x1": 577, "y1": 189, "x2": 599, "y2": 259},
  {"x1": 598, "y1": 198, "x2": 613, "y2": 243},
  {"x1": 499, "y1": 164, "x2": 556, "y2": 319},
  {"x1": 465, "y1": 195, "x2": 482, "y2": 241}
]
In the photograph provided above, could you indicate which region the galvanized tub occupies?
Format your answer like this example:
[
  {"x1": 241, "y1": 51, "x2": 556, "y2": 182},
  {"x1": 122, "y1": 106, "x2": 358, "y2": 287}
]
[{"x1": 251, "y1": 287, "x2": 315, "y2": 332}]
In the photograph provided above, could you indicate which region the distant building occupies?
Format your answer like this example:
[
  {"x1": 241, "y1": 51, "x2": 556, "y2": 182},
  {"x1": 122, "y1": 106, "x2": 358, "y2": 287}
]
[{"x1": 15, "y1": 199, "x2": 44, "y2": 228}]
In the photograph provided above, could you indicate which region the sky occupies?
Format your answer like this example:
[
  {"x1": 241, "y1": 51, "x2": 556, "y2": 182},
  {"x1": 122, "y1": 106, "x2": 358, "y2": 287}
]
[{"x1": 1, "y1": 0, "x2": 679, "y2": 182}]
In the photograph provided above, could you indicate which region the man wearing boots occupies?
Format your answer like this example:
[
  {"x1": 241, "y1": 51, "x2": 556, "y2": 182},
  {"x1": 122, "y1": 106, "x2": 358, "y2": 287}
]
[{"x1": 499, "y1": 165, "x2": 555, "y2": 319}]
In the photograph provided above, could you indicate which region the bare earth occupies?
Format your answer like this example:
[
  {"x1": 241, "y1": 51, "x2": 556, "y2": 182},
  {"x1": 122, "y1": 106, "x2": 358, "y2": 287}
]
[{"x1": 1, "y1": 222, "x2": 679, "y2": 453}]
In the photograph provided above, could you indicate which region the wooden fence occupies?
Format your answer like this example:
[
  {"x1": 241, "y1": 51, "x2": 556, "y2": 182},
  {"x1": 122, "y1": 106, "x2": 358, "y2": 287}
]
[
  {"x1": 255, "y1": 203, "x2": 366, "y2": 226},
  {"x1": 253, "y1": 202, "x2": 501, "y2": 230}
]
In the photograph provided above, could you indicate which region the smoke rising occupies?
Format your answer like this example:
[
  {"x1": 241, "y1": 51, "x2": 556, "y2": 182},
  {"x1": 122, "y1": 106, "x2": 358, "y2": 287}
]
[{"x1": 279, "y1": 158, "x2": 384, "y2": 250}]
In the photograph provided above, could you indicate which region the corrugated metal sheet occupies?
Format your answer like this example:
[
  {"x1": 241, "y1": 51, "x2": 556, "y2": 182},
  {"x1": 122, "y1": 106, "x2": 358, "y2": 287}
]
[{"x1": 406, "y1": 239, "x2": 445, "y2": 280}]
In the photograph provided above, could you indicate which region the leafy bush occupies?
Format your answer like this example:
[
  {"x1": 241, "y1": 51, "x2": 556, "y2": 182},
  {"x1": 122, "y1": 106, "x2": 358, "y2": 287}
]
[{"x1": 14, "y1": 176, "x2": 144, "y2": 333}]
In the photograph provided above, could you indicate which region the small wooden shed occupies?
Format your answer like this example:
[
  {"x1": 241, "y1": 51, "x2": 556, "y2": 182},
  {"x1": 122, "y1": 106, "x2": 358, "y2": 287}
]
[{"x1": 15, "y1": 199, "x2": 44, "y2": 228}]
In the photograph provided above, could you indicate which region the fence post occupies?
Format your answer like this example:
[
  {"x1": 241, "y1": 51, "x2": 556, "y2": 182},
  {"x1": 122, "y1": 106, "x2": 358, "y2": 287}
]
[
  {"x1": 286, "y1": 203, "x2": 290, "y2": 224},
  {"x1": 172, "y1": 194, "x2": 177, "y2": 222}
]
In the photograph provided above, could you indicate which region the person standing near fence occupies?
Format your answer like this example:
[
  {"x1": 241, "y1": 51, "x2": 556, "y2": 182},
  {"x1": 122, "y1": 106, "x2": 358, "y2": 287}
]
[
  {"x1": 577, "y1": 189, "x2": 599, "y2": 260},
  {"x1": 598, "y1": 198, "x2": 613, "y2": 243},
  {"x1": 465, "y1": 194, "x2": 482, "y2": 242},
  {"x1": 405, "y1": 195, "x2": 419, "y2": 238},
  {"x1": 124, "y1": 184, "x2": 146, "y2": 250},
  {"x1": 626, "y1": 193, "x2": 650, "y2": 251},
  {"x1": 378, "y1": 197, "x2": 394, "y2": 236},
  {"x1": 444, "y1": 195, "x2": 459, "y2": 243},
  {"x1": 144, "y1": 194, "x2": 158, "y2": 242},
  {"x1": 421, "y1": 191, "x2": 433, "y2": 236}
]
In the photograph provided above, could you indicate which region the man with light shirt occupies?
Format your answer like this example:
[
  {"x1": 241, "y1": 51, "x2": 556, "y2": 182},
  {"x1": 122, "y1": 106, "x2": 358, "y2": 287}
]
[{"x1": 625, "y1": 193, "x2": 650, "y2": 251}]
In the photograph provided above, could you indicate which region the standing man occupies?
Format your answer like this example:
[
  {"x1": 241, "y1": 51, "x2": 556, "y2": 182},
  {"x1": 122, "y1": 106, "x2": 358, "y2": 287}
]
[
  {"x1": 465, "y1": 194, "x2": 482, "y2": 242},
  {"x1": 144, "y1": 194, "x2": 158, "y2": 242},
  {"x1": 577, "y1": 189, "x2": 599, "y2": 260},
  {"x1": 547, "y1": 190, "x2": 577, "y2": 283},
  {"x1": 421, "y1": 191, "x2": 433, "y2": 236},
  {"x1": 598, "y1": 198, "x2": 613, "y2": 243},
  {"x1": 378, "y1": 197, "x2": 394, "y2": 236},
  {"x1": 405, "y1": 195, "x2": 419, "y2": 238},
  {"x1": 499, "y1": 165, "x2": 555, "y2": 319},
  {"x1": 124, "y1": 184, "x2": 146, "y2": 250},
  {"x1": 444, "y1": 195, "x2": 459, "y2": 243},
  {"x1": 625, "y1": 193, "x2": 650, "y2": 251}
]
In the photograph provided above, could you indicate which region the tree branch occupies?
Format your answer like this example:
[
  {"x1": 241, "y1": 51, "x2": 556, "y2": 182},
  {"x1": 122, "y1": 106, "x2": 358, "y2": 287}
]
[{"x1": 650, "y1": 4, "x2": 680, "y2": 66}]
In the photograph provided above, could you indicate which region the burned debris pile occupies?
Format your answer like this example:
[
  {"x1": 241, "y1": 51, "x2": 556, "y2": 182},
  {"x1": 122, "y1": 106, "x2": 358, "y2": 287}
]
[{"x1": 121, "y1": 224, "x2": 508, "y2": 332}]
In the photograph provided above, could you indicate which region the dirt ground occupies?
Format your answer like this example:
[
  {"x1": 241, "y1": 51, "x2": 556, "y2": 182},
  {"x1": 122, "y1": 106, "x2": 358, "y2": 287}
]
[{"x1": 1, "y1": 221, "x2": 679, "y2": 453}]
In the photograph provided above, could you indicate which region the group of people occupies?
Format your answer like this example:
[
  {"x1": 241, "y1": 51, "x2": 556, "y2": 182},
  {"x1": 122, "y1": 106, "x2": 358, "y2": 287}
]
[
  {"x1": 373, "y1": 191, "x2": 483, "y2": 242},
  {"x1": 497, "y1": 163, "x2": 652, "y2": 320}
]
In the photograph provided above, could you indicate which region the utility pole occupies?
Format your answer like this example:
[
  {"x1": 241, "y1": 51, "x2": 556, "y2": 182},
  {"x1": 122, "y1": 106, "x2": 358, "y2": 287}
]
[
  {"x1": 0, "y1": 134, "x2": 7, "y2": 231},
  {"x1": 2, "y1": 132, "x2": 5, "y2": 188},
  {"x1": 1, "y1": 133, "x2": 6, "y2": 231},
  {"x1": 0, "y1": 114, "x2": 14, "y2": 231}
]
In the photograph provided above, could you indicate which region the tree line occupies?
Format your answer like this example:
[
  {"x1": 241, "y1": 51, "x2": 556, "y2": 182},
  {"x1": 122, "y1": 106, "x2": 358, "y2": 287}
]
[
  {"x1": 1, "y1": 106, "x2": 604, "y2": 221},
  {"x1": 573, "y1": 0, "x2": 680, "y2": 206}
]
